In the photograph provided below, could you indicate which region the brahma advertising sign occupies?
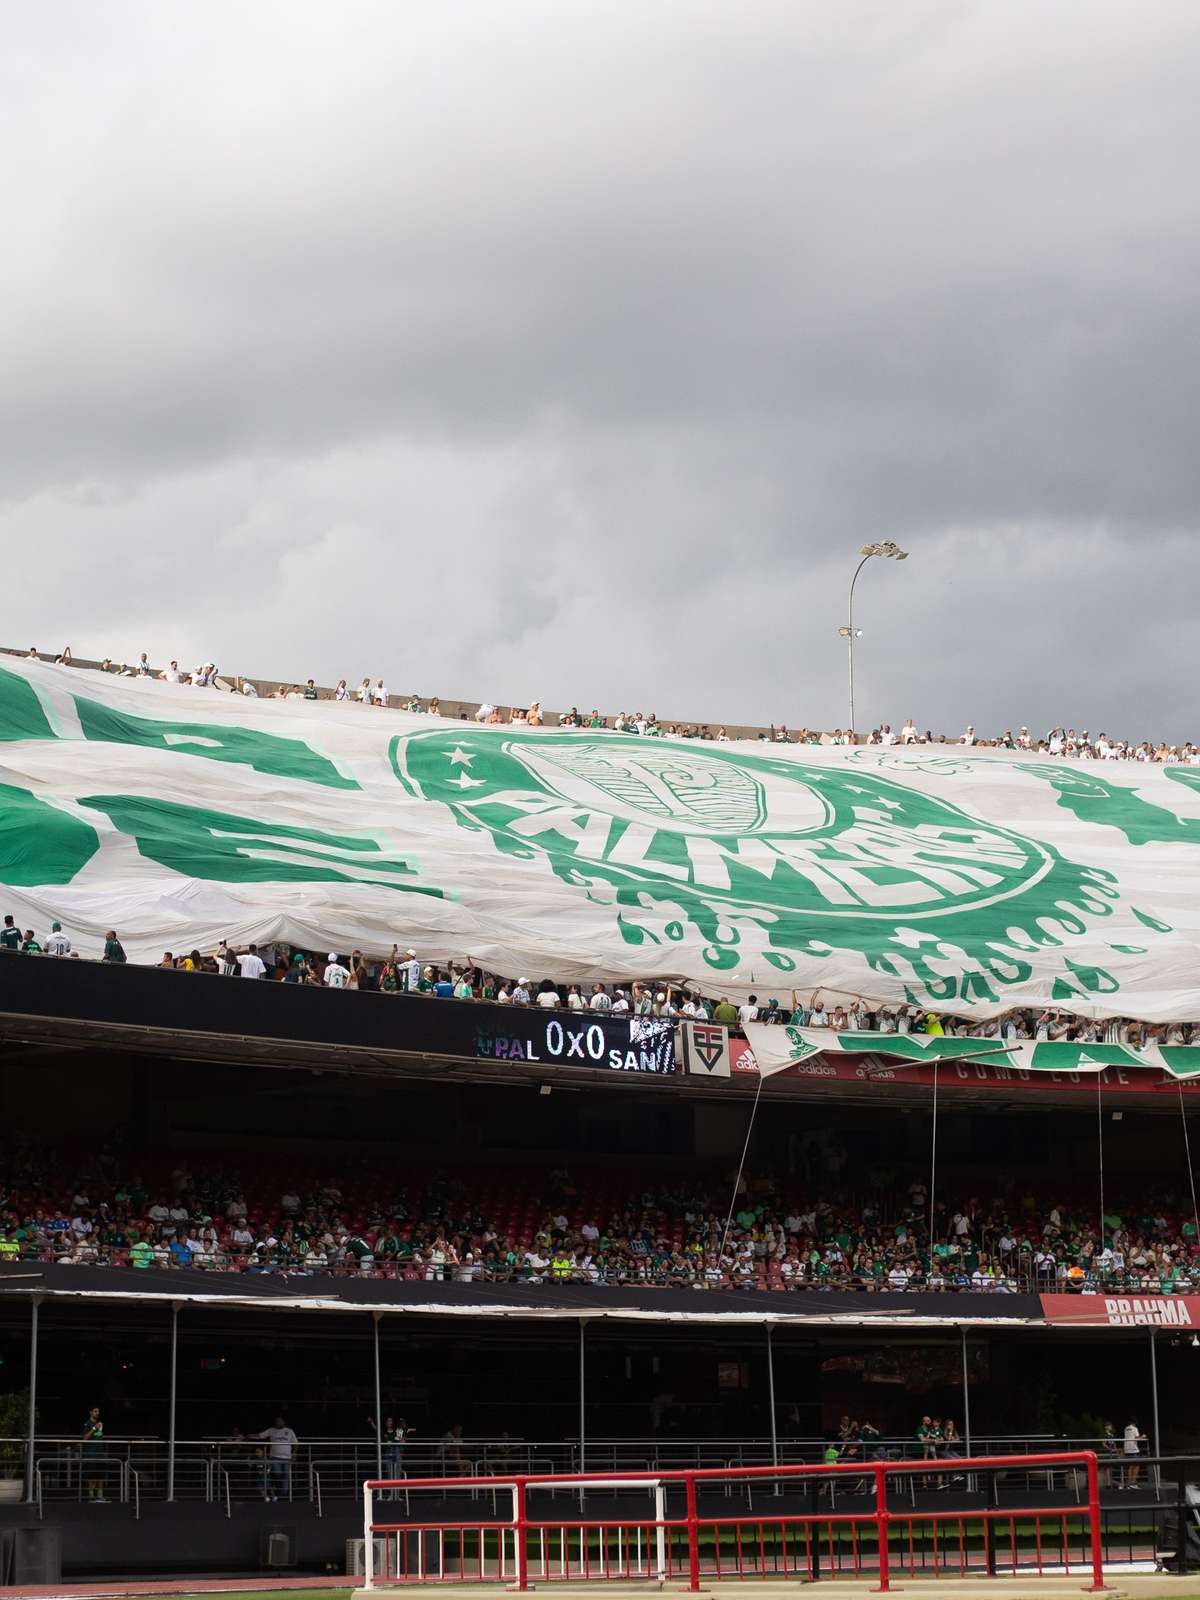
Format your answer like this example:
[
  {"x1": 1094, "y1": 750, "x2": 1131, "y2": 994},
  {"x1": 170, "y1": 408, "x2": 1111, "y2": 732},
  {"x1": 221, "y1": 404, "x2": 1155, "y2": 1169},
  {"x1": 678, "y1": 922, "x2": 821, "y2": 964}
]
[{"x1": 1040, "y1": 1294, "x2": 1200, "y2": 1326}]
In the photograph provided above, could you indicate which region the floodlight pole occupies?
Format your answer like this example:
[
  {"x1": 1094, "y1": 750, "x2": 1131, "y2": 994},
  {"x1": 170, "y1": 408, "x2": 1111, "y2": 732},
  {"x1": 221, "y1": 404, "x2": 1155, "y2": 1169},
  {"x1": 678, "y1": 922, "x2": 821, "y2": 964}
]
[
  {"x1": 840, "y1": 543, "x2": 908, "y2": 736},
  {"x1": 845, "y1": 553, "x2": 872, "y2": 735}
]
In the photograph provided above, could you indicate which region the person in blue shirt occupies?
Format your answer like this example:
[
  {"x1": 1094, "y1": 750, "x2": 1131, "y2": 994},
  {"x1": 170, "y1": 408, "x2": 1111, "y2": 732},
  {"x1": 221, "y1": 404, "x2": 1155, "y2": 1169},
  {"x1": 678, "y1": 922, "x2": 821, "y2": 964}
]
[
  {"x1": 170, "y1": 1238, "x2": 192, "y2": 1268},
  {"x1": 433, "y1": 971, "x2": 454, "y2": 999}
]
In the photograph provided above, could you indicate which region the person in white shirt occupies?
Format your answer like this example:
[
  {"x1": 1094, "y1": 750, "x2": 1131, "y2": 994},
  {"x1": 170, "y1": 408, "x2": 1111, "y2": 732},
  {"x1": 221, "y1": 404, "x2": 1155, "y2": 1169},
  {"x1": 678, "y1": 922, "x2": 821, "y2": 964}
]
[
  {"x1": 476, "y1": 702, "x2": 496, "y2": 722},
  {"x1": 333, "y1": 679, "x2": 349, "y2": 702},
  {"x1": 611, "y1": 990, "x2": 631, "y2": 1015},
  {"x1": 566, "y1": 985, "x2": 585, "y2": 1010},
  {"x1": 240, "y1": 680, "x2": 258, "y2": 697},
  {"x1": 373, "y1": 680, "x2": 389, "y2": 706},
  {"x1": 878, "y1": 724, "x2": 897, "y2": 746},
  {"x1": 402, "y1": 949, "x2": 421, "y2": 992},
  {"x1": 807, "y1": 1000, "x2": 829, "y2": 1028},
  {"x1": 900, "y1": 719, "x2": 917, "y2": 744},
  {"x1": 737, "y1": 995, "x2": 759, "y2": 1030},
  {"x1": 356, "y1": 678, "x2": 371, "y2": 704},
  {"x1": 960, "y1": 725, "x2": 976, "y2": 746},
  {"x1": 511, "y1": 979, "x2": 531, "y2": 1005},
  {"x1": 323, "y1": 953, "x2": 351, "y2": 989},
  {"x1": 590, "y1": 983, "x2": 612, "y2": 1012},
  {"x1": 536, "y1": 984, "x2": 561, "y2": 1009},
  {"x1": 237, "y1": 944, "x2": 266, "y2": 979},
  {"x1": 44, "y1": 921, "x2": 71, "y2": 956},
  {"x1": 135, "y1": 653, "x2": 152, "y2": 677},
  {"x1": 1122, "y1": 1419, "x2": 1145, "y2": 1487},
  {"x1": 257, "y1": 1418, "x2": 299, "y2": 1502},
  {"x1": 160, "y1": 660, "x2": 187, "y2": 684}
]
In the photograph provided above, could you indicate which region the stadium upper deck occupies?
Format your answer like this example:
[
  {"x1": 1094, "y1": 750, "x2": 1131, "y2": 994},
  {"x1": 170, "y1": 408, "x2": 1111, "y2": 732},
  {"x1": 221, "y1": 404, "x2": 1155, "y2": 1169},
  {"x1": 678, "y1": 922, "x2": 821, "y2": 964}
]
[{"x1": 9, "y1": 645, "x2": 1200, "y2": 756}]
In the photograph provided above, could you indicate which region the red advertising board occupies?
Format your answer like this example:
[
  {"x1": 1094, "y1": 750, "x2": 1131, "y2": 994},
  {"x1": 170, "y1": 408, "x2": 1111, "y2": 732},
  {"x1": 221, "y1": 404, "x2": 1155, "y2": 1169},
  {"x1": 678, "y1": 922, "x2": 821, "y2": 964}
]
[
  {"x1": 1040, "y1": 1294, "x2": 1200, "y2": 1327},
  {"x1": 727, "y1": 1037, "x2": 1200, "y2": 1096}
]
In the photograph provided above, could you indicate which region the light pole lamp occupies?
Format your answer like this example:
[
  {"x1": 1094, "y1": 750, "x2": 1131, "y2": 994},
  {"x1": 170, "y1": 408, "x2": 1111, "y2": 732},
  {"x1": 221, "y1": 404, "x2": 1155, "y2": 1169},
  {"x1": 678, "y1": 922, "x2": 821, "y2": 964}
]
[{"x1": 839, "y1": 541, "x2": 908, "y2": 736}]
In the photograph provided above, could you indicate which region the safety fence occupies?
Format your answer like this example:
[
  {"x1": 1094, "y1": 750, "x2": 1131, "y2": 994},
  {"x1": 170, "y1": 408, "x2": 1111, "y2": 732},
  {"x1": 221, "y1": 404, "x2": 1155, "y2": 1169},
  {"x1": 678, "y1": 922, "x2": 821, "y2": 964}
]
[
  {"x1": 361, "y1": 1453, "x2": 1110, "y2": 1590},
  {"x1": 8, "y1": 1432, "x2": 1152, "y2": 1507}
]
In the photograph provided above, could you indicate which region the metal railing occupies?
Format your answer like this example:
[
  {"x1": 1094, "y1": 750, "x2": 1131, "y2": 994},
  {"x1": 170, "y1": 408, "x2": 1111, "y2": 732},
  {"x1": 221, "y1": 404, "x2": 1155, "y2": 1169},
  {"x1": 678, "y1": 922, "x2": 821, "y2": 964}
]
[{"x1": 3, "y1": 1434, "x2": 1172, "y2": 1511}]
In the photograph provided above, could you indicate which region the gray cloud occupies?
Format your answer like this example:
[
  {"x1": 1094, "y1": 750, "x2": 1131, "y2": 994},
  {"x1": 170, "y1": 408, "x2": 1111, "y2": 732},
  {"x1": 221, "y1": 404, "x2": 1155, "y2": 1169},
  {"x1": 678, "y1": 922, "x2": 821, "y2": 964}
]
[{"x1": 4, "y1": 0, "x2": 1200, "y2": 737}]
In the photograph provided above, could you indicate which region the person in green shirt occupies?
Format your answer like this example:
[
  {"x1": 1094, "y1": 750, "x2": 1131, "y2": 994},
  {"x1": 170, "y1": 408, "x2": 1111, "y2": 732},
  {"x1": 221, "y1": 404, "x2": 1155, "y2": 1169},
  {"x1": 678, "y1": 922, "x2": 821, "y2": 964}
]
[
  {"x1": 129, "y1": 1239, "x2": 154, "y2": 1268},
  {"x1": 303, "y1": 680, "x2": 319, "y2": 700},
  {"x1": 0, "y1": 916, "x2": 22, "y2": 952},
  {"x1": 82, "y1": 1408, "x2": 107, "y2": 1501},
  {"x1": 20, "y1": 932, "x2": 41, "y2": 954},
  {"x1": 712, "y1": 998, "x2": 738, "y2": 1025},
  {"x1": 102, "y1": 931, "x2": 127, "y2": 963}
]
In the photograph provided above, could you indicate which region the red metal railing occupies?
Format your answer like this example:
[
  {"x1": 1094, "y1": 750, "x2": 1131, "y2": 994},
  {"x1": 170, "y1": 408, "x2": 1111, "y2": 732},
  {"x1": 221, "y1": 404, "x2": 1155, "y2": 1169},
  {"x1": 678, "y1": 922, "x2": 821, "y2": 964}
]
[{"x1": 363, "y1": 1451, "x2": 1108, "y2": 1592}]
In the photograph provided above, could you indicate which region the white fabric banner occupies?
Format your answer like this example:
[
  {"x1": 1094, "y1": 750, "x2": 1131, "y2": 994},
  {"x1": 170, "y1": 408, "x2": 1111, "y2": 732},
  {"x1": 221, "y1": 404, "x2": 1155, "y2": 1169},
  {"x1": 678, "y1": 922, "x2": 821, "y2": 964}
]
[
  {"x1": 743, "y1": 1022, "x2": 1200, "y2": 1079},
  {"x1": 5, "y1": 655, "x2": 1200, "y2": 1019}
]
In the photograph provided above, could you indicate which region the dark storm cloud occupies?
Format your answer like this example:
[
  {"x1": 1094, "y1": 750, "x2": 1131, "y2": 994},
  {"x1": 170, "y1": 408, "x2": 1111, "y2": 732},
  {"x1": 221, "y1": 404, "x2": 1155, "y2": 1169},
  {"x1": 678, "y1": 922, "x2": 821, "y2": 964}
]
[{"x1": 4, "y1": 1, "x2": 1200, "y2": 736}]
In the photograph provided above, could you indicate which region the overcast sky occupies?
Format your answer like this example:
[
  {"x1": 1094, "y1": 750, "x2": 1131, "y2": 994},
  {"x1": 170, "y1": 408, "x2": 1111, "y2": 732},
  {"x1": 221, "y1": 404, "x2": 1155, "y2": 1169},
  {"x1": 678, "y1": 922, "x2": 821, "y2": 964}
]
[{"x1": 5, "y1": 1, "x2": 1199, "y2": 738}]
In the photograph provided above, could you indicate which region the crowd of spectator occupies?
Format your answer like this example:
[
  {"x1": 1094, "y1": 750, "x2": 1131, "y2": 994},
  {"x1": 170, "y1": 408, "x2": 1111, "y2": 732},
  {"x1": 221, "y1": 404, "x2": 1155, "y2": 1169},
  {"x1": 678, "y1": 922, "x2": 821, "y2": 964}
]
[
  {"x1": 7, "y1": 915, "x2": 1200, "y2": 1055},
  {"x1": 1, "y1": 1147, "x2": 1196, "y2": 1297},
  {"x1": 18, "y1": 648, "x2": 1200, "y2": 761}
]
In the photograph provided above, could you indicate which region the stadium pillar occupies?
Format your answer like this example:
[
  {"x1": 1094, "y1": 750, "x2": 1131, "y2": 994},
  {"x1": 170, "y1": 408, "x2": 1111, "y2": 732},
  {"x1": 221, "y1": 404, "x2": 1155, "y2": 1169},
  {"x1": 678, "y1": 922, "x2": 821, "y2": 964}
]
[
  {"x1": 960, "y1": 1327, "x2": 972, "y2": 1456},
  {"x1": 1149, "y1": 1328, "x2": 1161, "y2": 1461},
  {"x1": 24, "y1": 1295, "x2": 39, "y2": 1504},
  {"x1": 766, "y1": 1322, "x2": 778, "y2": 1467},
  {"x1": 372, "y1": 1311, "x2": 383, "y2": 1480},
  {"x1": 578, "y1": 1319, "x2": 586, "y2": 1474},
  {"x1": 167, "y1": 1301, "x2": 180, "y2": 1502}
]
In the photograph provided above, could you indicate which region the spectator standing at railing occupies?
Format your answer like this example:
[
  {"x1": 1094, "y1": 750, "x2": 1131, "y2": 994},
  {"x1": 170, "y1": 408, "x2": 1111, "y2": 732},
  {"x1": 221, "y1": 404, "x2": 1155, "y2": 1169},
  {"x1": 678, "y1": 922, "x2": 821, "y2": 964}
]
[
  {"x1": 256, "y1": 1416, "x2": 298, "y2": 1502},
  {"x1": 1100, "y1": 1421, "x2": 1121, "y2": 1487},
  {"x1": 82, "y1": 1406, "x2": 107, "y2": 1502},
  {"x1": 1, "y1": 915, "x2": 21, "y2": 953},
  {"x1": 1122, "y1": 1416, "x2": 1146, "y2": 1488},
  {"x1": 237, "y1": 943, "x2": 266, "y2": 979},
  {"x1": 323, "y1": 953, "x2": 351, "y2": 989},
  {"x1": 440, "y1": 1422, "x2": 466, "y2": 1475}
]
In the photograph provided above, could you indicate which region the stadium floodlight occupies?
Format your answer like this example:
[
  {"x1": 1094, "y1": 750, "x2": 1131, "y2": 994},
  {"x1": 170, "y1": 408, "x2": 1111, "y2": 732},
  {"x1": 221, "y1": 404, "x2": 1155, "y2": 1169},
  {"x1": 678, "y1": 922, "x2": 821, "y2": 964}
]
[{"x1": 841, "y1": 542, "x2": 911, "y2": 731}]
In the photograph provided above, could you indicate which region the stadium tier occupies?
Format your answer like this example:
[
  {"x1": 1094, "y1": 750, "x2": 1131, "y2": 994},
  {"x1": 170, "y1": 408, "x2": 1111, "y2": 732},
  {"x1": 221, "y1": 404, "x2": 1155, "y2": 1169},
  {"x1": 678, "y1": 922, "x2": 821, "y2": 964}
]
[{"x1": 3, "y1": 649, "x2": 1200, "y2": 1579}]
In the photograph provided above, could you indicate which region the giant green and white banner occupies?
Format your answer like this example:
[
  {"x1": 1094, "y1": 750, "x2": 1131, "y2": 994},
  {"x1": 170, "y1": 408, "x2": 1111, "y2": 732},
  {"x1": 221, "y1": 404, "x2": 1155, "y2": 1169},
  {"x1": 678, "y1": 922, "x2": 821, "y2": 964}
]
[
  {"x1": 4, "y1": 656, "x2": 1200, "y2": 1019},
  {"x1": 743, "y1": 1023, "x2": 1200, "y2": 1080}
]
